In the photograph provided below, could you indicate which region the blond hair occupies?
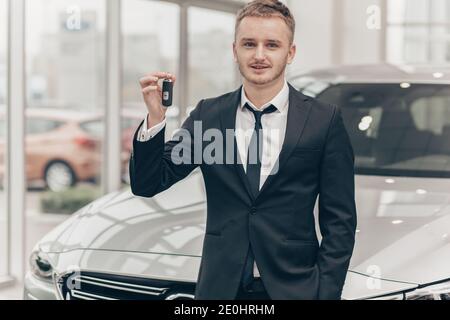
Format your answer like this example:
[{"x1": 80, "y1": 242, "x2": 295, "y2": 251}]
[{"x1": 235, "y1": 0, "x2": 296, "y2": 44}]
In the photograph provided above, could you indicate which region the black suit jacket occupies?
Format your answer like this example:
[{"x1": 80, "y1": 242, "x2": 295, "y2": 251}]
[{"x1": 129, "y1": 83, "x2": 357, "y2": 300}]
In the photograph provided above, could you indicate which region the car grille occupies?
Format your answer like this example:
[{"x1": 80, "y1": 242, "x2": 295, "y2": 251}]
[{"x1": 55, "y1": 271, "x2": 196, "y2": 300}]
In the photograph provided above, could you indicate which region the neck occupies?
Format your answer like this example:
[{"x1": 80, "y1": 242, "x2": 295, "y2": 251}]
[{"x1": 243, "y1": 76, "x2": 285, "y2": 109}]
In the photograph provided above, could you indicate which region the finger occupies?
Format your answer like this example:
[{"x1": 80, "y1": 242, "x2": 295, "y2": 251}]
[
  {"x1": 164, "y1": 73, "x2": 176, "y2": 84},
  {"x1": 146, "y1": 71, "x2": 173, "y2": 80},
  {"x1": 142, "y1": 85, "x2": 161, "y2": 95},
  {"x1": 154, "y1": 72, "x2": 177, "y2": 85},
  {"x1": 140, "y1": 75, "x2": 158, "y2": 82},
  {"x1": 139, "y1": 76, "x2": 158, "y2": 88}
]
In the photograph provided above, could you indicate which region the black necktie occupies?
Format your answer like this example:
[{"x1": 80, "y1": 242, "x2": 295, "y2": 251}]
[
  {"x1": 241, "y1": 102, "x2": 278, "y2": 288},
  {"x1": 244, "y1": 103, "x2": 278, "y2": 197}
]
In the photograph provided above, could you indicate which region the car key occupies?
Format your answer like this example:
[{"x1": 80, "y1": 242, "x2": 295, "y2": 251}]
[{"x1": 162, "y1": 79, "x2": 173, "y2": 107}]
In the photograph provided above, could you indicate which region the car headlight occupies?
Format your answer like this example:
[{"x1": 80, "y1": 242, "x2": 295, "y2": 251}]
[
  {"x1": 405, "y1": 281, "x2": 450, "y2": 300},
  {"x1": 29, "y1": 250, "x2": 53, "y2": 279}
]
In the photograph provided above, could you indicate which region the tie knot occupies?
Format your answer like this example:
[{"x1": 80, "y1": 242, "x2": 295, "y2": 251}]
[{"x1": 244, "y1": 103, "x2": 278, "y2": 124}]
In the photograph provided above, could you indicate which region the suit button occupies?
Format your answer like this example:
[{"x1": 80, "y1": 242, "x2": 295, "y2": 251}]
[{"x1": 250, "y1": 207, "x2": 257, "y2": 215}]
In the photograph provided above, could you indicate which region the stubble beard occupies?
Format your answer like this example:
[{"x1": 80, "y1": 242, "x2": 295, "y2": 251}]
[{"x1": 237, "y1": 58, "x2": 287, "y2": 86}]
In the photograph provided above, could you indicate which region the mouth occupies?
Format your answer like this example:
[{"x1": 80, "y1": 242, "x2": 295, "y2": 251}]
[{"x1": 250, "y1": 65, "x2": 270, "y2": 72}]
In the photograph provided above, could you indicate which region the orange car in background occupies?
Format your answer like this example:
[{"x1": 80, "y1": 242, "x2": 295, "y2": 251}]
[{"x1": 0, "y1": 107, "x2": 143, "y2": 192}]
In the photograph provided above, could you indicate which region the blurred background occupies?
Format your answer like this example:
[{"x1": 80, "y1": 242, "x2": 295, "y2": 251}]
[{"x1": 1, "y1": 0, "x2": 450, "y2": 298}]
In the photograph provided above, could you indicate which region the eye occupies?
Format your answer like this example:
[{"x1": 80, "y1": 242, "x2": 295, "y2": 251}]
[
  {"x1": 243, "y1": 42, "x2": 255, "y2": 48},
  {"x1": 267, "y1": 43, "x2": 279, "y2": 48}
]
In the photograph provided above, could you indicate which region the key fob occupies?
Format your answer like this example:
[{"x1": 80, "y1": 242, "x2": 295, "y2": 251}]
[{"x1": 162, "y1": 79, "x2": 173, "y2": 107}]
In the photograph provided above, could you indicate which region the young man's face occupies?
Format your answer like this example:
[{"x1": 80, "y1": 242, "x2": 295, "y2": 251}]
[{"x1": 233, "y1": 16, "x2": 296, "y2": 87}]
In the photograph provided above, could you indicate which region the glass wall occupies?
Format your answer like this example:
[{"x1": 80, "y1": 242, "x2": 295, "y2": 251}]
[
  {"x1": 121, "y1": 0, "x2": 180, "y2": 187},
  {"x1": 188, "y1": 7, "x2": 237, "y2": 109},
  {"x1": 24, "y1": 0, "x2": 106, "y2": 259},
  {"x1": 0, "y1": 0, "x2": 8, "y2": 278},
  {"x1": 0, "y1": 0, "x2": 242, "y2": 288},
  {"x1": 388, "y1": 0, "x2": 450, "y2": 64},
  {"x1": 120, "y1": 1, "x2": 239, "y2": 188}
]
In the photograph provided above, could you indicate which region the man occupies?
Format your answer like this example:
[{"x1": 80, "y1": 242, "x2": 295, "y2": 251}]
[{"x1": 130, "y1": 0, "x2": 357, "y2": 300}]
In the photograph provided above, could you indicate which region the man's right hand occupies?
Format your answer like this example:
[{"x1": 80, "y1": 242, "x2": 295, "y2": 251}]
[{"x1": 139, "y1": 71, "x2": 176, "y2": 128}]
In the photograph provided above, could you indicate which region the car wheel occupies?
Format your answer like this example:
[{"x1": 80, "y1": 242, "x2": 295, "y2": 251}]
[{"x1": 44, "y1": 161, "x2": 76, "y2": 192}]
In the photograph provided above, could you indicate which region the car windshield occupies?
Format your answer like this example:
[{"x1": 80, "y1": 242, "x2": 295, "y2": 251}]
[{"x1": 303, "y1": 82, "x2": 450, "y2": 178}]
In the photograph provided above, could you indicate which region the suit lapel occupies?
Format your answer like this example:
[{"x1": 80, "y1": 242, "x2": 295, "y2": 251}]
[
  {"x1": 255, "y1": 83, "x2": 312, "y2": 201},
  {"x1": 218, "y1": 83, "x2": 312, "y2": 202}
]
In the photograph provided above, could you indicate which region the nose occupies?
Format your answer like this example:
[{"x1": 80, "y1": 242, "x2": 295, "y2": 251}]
[{"x1": 254, "y1": 43, "x2": 266, "y2": 60}]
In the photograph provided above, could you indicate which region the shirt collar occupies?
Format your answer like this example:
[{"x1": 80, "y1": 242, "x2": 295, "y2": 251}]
[{"x1": 240, "y1": 79, "x2": 289, "y2": 113}]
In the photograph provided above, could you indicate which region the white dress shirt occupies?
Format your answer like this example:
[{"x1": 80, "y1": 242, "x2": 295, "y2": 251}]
[
  {"x1": 136, "y1": 80, "x2": 290, "y2": 278},
  {"x1": 237, "y1": 80, "x2": 289, "y2": 189},
  {"x1": 137, "y1": 115, "x2": 167, "y2": 141}
]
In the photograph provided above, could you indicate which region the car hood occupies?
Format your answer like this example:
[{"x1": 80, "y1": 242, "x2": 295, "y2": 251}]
[
  {"x1": 38, "y1": 171, "x2": 208, "y2": 258},
  {"x1": 45, "y1": 249, "x2": 417, "y2": 300},
  {"x1": 38, "y1": 171, "x2": 450, "y2": 294}
]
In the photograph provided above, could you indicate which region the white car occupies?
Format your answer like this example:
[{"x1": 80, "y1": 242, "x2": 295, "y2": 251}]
[{"x1": 24, "y1": 64, "x2": 450, "y2": 300}]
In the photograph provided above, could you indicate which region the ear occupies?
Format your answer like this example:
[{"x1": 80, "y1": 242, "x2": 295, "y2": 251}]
[
  {"x1": 232, "y1": 42, "x2": 238, "y2": 62},
  {"x1": 287, "y1": 43, "x2": 296, "y2": 64}
]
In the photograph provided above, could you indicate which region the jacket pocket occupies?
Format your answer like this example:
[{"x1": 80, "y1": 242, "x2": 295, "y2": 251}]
[
  {"x1": 283, "y1": 238, "x2": 319, "y2": 246},
  {"x1": 205, "y1": 231, "x2": 222, "y2": 237}
]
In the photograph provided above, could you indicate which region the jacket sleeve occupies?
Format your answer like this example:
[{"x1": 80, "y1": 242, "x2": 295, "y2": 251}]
[
  {"x1": 317, "y1": 105, "x2": 357, "y2": 300},
  {"x1": 129, "y1": 100, "x2": 204, "y2": 197},
  {"x1": 136, "y1": 115, "x2": 166, "y2": 141}
]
